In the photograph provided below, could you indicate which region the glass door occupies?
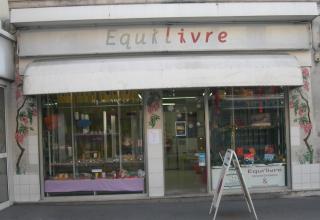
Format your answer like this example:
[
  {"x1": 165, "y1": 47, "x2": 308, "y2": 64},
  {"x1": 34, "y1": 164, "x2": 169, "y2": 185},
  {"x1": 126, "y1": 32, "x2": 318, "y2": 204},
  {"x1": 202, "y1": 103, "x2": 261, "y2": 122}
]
[
  {"x1": 163, "y1": 89, "x2": 207, "y2": 195},
  {"x1": 0, "y1": 87, "x2": 9, "y2": 206}
]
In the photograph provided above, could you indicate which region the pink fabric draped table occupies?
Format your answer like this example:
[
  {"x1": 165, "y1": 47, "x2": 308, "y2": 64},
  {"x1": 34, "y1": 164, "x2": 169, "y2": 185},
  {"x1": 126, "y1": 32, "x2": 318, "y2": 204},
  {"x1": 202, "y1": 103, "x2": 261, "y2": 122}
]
[{"x1": 45, "y1": 178, "x2": 144, "y2": 193}]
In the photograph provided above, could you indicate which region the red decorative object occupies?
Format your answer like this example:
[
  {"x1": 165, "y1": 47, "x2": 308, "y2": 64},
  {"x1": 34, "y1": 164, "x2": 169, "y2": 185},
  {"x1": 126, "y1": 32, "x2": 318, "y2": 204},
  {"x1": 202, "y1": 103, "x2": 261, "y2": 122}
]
[
  {"x1": 244, "y1": 152, "x2": 254, "y2": 164},
  {"x1": 44, "y1": 115, "x2": 59, "y2": 130},
  {"x1": 257, "y1": 88, "x2": 264, "y2": 113},
  {"x1": 236, "y1": 147, "x2": 244, "y2": 157},
  {"x1": 249, "y1": 147, "x2": 256, "y2": 155},
  {"x1": 214, "y1": 91, "x2": 221, "y2": 114},
  {"x1": 264, "y1": 145, "x2": 275, "y2": 154}
]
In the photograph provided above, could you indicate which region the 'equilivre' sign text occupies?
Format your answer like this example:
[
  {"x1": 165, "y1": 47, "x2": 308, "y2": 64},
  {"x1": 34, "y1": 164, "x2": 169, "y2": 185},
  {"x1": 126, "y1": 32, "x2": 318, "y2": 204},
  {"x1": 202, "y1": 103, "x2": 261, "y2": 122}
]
[{"x1": 106, "y1": 26, "x2": 228, "y2": 50}]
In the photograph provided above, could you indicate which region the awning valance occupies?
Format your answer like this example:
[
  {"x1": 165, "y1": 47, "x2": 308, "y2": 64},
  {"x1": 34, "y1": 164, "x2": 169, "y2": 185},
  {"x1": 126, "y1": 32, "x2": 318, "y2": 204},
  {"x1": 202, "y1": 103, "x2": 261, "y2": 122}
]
[{"x1": 23, "y1": 55, "x2": 303, "y2": 95}]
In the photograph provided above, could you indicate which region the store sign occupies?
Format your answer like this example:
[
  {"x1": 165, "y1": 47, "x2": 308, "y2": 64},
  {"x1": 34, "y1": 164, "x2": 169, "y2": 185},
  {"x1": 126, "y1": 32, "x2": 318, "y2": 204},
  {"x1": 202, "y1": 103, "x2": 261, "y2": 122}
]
[
  {"x1": 18, "y1": 24, "x2": 310, "y2": 56},
  {"x1": 212, "y1": 164, "x2": 285, "y2": 189},
  {"x1": 105, "y1": 27, "x2": 228, "y2": 49}
]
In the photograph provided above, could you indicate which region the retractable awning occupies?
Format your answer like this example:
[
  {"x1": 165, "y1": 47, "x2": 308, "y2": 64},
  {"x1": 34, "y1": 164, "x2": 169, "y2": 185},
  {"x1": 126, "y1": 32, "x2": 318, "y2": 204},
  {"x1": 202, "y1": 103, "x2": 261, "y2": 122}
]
[{"x1": 23, "y1": 55, "x2": 303, "y2": 95}]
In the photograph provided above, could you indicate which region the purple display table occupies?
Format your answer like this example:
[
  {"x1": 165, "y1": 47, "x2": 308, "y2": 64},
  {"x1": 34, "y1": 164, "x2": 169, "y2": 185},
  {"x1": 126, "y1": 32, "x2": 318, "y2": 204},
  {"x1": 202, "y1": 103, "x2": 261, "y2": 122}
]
[{"x1": 45, "y1": 178, "x2": 144, "y2": 193}]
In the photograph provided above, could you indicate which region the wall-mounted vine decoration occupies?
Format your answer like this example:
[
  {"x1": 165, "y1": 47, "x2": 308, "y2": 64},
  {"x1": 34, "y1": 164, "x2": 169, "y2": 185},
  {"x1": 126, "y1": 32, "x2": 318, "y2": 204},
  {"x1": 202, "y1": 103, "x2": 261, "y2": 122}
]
[
  {"x1": 15, "y1": 74, "x2": 37, "y2": 174},
  {"x1": 290, "y1": 68, "x2": 313, "y2": 163},
  {"x1": 147, "y1": 92, "x2": 161, "y2": 128}
]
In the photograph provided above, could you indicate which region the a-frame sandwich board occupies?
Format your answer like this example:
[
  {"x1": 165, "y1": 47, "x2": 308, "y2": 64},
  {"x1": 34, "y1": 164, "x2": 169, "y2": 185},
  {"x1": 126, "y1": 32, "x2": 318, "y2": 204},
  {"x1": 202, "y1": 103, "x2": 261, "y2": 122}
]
[{"x1": 209, "y1": 149, "x2": 258, "y2": 220}]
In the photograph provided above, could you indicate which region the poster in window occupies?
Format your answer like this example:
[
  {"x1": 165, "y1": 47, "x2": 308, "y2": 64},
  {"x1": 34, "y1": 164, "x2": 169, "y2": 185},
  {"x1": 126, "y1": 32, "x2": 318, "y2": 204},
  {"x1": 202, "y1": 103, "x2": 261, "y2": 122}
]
[{"x1": 175, "y1": 121, "x2": 186, "y2": 136}]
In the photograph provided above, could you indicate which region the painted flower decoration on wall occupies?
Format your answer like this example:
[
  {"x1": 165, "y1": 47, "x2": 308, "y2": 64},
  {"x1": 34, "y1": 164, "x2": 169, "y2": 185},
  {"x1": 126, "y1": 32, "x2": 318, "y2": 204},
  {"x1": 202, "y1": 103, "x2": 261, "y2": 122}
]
[
  {"x1": 15, "y1": 74, "x2": 38, "y2": 174},
  {"x1": 147, "y1": 92, "x2": 161, "y2": 128},
  {"x1": 289, "y1": 67, "x2": 313, "y2": 163}
]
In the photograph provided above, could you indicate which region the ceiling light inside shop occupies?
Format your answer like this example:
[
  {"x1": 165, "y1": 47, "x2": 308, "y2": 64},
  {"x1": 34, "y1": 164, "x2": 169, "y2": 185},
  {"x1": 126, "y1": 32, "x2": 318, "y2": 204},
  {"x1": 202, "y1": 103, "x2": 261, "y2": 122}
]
[
  {"x1": 162, "y1": 97, "x2": 196, "y2": 100},
  {"x1": 44, "y1": 102, "x2": 58, "y2": 106},
  {"x1": 162, "y1": 103, "x2": 176, "y2": 106}
]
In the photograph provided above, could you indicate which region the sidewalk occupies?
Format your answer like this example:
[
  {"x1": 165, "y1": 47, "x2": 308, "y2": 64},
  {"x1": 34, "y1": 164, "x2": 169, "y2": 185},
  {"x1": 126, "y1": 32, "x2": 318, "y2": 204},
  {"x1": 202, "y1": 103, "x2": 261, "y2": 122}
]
[{"x1": 0, "y1": 196, "x2": 319, "y2": 220}]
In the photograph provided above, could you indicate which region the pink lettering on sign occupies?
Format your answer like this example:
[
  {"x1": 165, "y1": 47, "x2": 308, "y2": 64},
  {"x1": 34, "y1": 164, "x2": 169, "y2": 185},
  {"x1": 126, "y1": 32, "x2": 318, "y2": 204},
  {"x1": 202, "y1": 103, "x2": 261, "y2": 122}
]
[
  {"x1": 205, "y1": 32, "x2": 213, "y2": 43},
  {"x1": 175, "y1": 29, "x2": 228, "y2": 44},
  {"x1": 178, "y1": 28, "x2": 186, "y2": 43},
  {"x1": 191, "y1": 32, "x2": 201, "y2": 43},
  {"x1": 218, "y1": 31, "x2": 228, "y2": 43}
]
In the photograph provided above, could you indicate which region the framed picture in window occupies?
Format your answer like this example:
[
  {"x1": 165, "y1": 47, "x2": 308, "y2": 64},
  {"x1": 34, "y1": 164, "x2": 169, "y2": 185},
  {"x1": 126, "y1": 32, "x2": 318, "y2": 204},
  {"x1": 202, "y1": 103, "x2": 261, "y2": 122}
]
[{"x1": 175, "y1": 121, "x2": 186, "y2": 136}]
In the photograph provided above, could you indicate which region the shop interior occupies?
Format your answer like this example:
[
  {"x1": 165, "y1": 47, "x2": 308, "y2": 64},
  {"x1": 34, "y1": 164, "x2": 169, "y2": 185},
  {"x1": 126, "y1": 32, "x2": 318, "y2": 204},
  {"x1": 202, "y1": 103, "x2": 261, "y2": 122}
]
[
  {"x1": 163, "y1": 89, "x2": 207, "y2": 195},
  {"x1": 41, "y1": 87, "x2": 288, "y2": 196},
  {"x1": 41, "y1": 91, "x2": 145, "y2": 196},
  {"x1": 209, "y1": 87, "x2": 287, "y2": 189}
]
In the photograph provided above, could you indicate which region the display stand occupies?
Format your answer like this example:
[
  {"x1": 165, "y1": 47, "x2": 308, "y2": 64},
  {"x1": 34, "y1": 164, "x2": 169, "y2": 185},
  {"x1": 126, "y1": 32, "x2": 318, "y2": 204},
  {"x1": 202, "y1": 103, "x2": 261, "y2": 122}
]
[{"x1": 209, "y1": 149, "x2": 258, "y2": 220}]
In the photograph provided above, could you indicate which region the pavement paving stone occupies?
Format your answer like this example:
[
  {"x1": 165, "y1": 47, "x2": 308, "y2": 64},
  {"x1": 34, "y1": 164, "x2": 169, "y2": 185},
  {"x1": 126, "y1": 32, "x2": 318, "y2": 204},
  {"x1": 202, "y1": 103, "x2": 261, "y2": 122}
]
[{"x1": 0, "y1": 196, "x2": 319, "y2": 220}]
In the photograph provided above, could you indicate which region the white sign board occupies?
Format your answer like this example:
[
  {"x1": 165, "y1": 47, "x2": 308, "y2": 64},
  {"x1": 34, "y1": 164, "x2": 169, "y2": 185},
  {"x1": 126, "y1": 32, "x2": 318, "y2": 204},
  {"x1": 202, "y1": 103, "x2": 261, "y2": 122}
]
[
  {"x1": 18, "y1": 24, "x2": 310, "y2": 56},
  {"x1": 212, "y1": 164, "x2": 285, "y2": 189},
  {"x1": 209, "y1": 149, "x2": 258, "y2": 220},
  {"x1": 147, "y1": 129, "x2": 162, "y2": 145}
]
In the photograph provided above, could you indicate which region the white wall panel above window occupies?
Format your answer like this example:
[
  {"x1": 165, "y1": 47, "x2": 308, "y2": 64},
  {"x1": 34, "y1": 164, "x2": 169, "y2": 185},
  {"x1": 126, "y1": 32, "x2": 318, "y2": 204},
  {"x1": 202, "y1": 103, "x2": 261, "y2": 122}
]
[
  {"x1": 17, "y1": 24, "x2": 311, "y2": 57},
  {"x1": 10, "y1": 2, "x2": 318, "y2": 27}
]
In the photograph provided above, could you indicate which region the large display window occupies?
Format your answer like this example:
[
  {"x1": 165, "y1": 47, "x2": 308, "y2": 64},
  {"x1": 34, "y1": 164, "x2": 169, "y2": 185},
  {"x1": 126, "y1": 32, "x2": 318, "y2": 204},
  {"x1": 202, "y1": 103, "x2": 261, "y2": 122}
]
[
  {"x1": 0, "y1": 87, "x2": 9, "y2": 203},
  {"x1": 209, "y1": 87, "x2": 287, "y2": 189},
  {"x1": 41, "y1": 91, "x2": 145, "y2": 196}
]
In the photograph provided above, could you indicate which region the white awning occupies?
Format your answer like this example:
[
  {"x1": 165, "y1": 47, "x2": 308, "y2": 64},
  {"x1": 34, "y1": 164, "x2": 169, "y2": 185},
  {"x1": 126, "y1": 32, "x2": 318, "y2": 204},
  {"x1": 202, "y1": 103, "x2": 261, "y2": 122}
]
[{"x1": 23, "y1": 55, "x2": 303, "y2": 95}]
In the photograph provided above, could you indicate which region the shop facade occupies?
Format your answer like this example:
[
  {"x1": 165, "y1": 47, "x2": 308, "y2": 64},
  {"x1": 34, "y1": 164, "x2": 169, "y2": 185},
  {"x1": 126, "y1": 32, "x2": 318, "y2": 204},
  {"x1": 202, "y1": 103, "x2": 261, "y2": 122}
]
[
  {"x1": 9, "y1": 2, "x2": 320, "y2": 202},
  {"x1": 0, "y1": 25, "x2": 15, "y2": 209}
]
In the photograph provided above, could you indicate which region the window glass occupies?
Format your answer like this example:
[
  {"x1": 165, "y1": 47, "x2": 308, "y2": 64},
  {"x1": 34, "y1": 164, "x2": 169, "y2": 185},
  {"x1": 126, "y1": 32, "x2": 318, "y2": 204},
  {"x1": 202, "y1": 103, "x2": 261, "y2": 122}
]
[
  {"x1": 209, "y1": 87, "x2": 287, "y2": 188},
  {"x1": 42, "y1": 91, "x2": 145, "y2": 196},
  {"x1": 42, "y1": 94, "x2": 73, "y2": 182},
  {"x1": 0, "y1": 88, "x2": 6, "y2": 154},
  {"x1": 0, "y1": 158, "x2": 9, "y2": 203}
]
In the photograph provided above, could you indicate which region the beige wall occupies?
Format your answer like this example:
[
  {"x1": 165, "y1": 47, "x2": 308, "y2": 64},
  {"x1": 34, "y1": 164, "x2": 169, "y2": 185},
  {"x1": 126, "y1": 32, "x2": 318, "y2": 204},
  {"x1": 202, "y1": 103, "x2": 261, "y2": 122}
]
[{"x1": 8, "y1": 0, "x2": 320, "y2": 9}]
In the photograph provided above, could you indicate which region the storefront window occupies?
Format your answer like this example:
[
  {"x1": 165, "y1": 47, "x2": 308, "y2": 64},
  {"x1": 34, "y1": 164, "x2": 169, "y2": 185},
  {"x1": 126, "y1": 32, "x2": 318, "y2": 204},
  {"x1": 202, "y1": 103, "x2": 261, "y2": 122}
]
[
  {"x1": 209, "y1": 87, "x2": 287, "y2": 188},
  {"x1": 0, "y1": 87, "x2": 5, "y2": 154},
  {"x1": 42, "y1": 91, "x2": 145, "y2": 196},
  {"x1": 0, "y1": 158, "x2": 9, "y2": 203},
  {"x1": 0, "y1": 87, "x2": 9, "y2": 203}
]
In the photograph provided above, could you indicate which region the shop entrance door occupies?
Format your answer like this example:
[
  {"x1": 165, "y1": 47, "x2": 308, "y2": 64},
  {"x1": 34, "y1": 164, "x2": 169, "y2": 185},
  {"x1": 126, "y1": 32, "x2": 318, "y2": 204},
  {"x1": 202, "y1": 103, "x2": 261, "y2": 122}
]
[
  {"x1": 163, "y1": 90, "x2": 207, "y2": 195},
  {"x1": 0, "y1": 87, "x2": 9, "y2": 209}
]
